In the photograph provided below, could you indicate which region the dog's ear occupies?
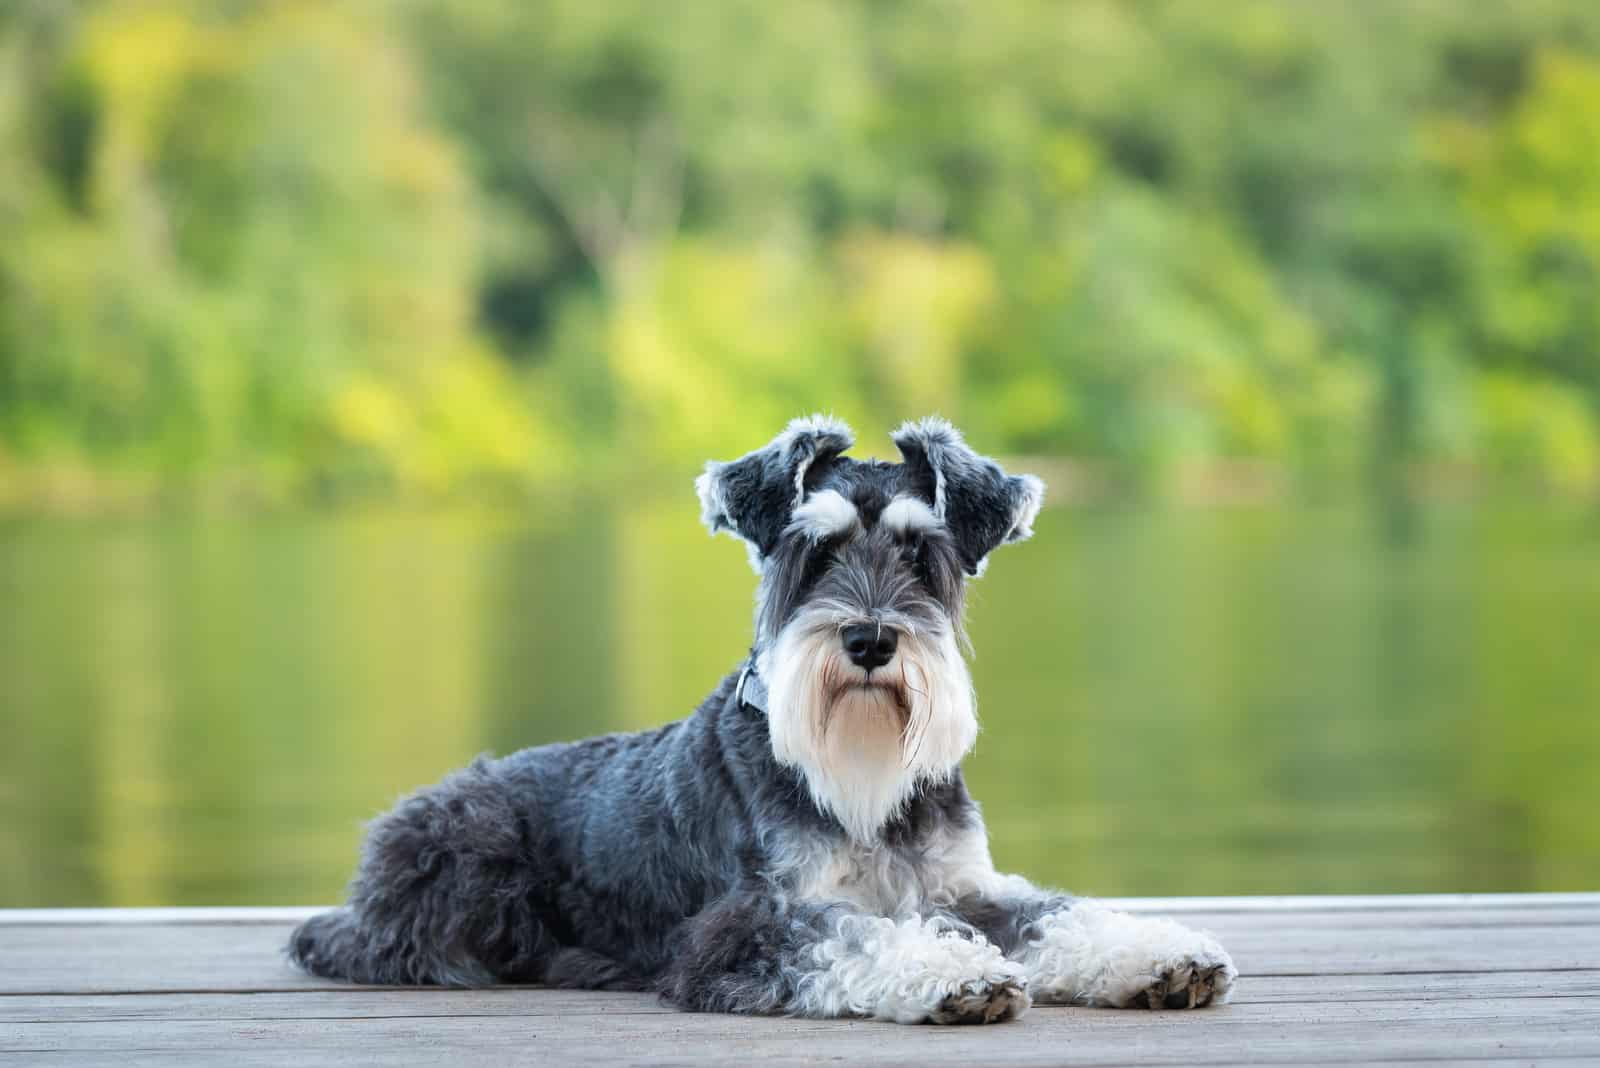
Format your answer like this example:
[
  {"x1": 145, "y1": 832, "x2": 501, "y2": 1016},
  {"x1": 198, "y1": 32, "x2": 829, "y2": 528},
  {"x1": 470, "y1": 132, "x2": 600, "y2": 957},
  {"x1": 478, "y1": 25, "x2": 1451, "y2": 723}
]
[
  {"x1": 891, "y1": 417, "x2": 1043, "y2": 576},
  {"x1": 696, "y1": 415, "x2": 855, "y2": 565}
]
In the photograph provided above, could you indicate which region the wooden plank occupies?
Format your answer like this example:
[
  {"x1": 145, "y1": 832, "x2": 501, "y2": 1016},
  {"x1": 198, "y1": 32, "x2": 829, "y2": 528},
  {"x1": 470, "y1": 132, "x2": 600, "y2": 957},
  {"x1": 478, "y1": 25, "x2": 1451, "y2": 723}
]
[
  {"x1": 1213, "y1": 923, "x2": 1600, "y2": 975},
  {"x1": 1158, "y1": 906, "x2": 1600, "y2": 930},
  {"x1": 0, "y1": 921, "x2": 342, "y2": 994},
  {"x1": 4, "y1": 970, "x2": 1600, "y2": 1026},
  {"x1": 3, "y1": 998, "x2": 1598, "y2": 1067},
  {"x1": 13, "y1": 905, "x2": 1600, "y2": 932},
  {"x1": 0, "y1": 908, "x2": 325, "y2": 928},
  {"x1": 3, "y1": 894, "x2": 1596, "y2": 926},
  {"x1": 2, "y1": 898, "x2": 1598, "y2": 1066},
  {"x1": 1240, "y1": 969, "x2": 1600, "y2": 1004},
  {"x1": 1105, "y1": 892, "x2": 1600, "y2": 913},
  {"x1": 0, "y1": 990, "x2": 671, "y2": 1023},
  {"x1": 3, "y1": 915, "x2": 1599, "y2": 995}
]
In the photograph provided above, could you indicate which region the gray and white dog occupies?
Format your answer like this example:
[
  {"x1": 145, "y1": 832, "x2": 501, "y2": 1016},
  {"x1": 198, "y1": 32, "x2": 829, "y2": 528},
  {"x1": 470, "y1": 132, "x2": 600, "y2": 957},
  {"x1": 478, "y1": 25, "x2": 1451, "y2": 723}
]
[{"x1": 289, "y1": 415, "x2": 1235, "y2": 1023}]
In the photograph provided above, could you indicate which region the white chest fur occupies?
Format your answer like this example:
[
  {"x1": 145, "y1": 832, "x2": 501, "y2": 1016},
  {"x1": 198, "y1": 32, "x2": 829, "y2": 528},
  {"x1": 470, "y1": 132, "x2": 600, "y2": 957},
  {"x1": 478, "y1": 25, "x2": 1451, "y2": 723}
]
[{"x1": 770, "y1": 819, "x2": 1009, "y2": 917}]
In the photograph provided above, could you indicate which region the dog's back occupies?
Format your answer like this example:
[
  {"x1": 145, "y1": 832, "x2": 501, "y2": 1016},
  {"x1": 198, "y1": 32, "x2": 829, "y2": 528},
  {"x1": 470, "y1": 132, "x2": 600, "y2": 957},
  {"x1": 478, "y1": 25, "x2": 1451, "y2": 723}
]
[{"x1": 289, "y1": 669, "x2": 790, "y2": 987}]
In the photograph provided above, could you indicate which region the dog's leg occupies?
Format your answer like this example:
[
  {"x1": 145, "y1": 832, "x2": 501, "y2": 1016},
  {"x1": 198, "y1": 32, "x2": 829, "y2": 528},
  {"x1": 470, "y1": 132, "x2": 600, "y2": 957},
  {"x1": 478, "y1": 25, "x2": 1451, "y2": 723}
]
[
  {"x1": 657, "y1": 889, "x2": 1029, "y2": 1023},
  {"x1": 949, "y1": 889, "x2": 1235, "y2": 1009},
  {"x1": 289, "y1": 759, "x2": 582, "y2": 987}
]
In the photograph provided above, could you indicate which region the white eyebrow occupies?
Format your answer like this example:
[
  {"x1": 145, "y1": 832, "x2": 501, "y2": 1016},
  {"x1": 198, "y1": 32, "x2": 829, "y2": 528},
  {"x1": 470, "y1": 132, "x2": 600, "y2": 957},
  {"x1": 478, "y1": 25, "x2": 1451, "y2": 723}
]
[
  {"x1": 787, "y1": 489, "x2": 859, "y2": 540},
  {"x1": 880, "y1": 494, "x2": 941, "y2": 535}
]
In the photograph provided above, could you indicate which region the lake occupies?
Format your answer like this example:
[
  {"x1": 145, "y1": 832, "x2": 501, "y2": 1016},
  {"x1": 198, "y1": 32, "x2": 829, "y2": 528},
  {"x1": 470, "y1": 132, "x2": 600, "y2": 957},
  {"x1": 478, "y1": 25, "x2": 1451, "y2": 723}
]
[{"x1": 2, "y1": 496, "x2": 1597, "y2": 906}]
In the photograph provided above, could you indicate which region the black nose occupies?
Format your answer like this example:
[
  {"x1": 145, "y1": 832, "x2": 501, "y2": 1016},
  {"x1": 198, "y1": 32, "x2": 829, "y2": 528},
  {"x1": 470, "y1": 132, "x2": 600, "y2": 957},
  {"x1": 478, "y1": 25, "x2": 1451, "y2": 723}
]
[{"x1": 841, "y1": 623, "x2": 898, "y2": 671}]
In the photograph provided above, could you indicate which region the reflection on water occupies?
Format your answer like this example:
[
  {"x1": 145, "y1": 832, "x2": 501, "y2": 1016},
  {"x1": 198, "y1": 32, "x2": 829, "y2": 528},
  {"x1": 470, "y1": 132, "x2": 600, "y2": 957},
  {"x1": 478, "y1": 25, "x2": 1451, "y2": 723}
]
[{"x1": 2, "y1": 499, "x2": 1598, "y2": 906}]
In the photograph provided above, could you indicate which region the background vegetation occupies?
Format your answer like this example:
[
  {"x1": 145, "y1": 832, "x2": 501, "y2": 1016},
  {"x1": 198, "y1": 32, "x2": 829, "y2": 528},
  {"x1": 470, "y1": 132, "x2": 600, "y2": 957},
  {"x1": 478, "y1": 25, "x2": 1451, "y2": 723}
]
[
  {"x1": 7, "y1": 0, "x2": 1600, "y2": 506},
  {"x1": 4, "y1": 2, "x2": 1599, "y2": 906}
]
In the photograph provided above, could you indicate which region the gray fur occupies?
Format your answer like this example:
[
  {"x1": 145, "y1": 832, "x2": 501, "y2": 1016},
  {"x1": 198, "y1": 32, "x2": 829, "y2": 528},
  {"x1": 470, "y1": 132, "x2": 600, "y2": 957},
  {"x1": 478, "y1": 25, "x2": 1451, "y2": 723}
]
[
  {"x1": 697, "y1": 414, "x2": 855, "y2": 559},
  {"x1": 892, "y1": 416, "x2": 1044, "y2": 575},
  {"x1": 289, "y1": 416, "x2": 1062, "y2": 1016}
]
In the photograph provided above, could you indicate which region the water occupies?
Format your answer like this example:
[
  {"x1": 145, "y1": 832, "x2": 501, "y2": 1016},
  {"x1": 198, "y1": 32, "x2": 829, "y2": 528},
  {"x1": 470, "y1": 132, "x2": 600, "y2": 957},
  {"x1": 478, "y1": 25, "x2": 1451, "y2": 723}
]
[{"x1": 2, "y1": 499, "x2": 1597, "y2": 907}]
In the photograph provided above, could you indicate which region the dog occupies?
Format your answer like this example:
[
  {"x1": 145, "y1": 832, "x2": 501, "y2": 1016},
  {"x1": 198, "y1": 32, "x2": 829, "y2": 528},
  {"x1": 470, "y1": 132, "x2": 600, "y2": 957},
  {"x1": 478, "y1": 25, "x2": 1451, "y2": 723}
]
[{"x1": 288, "y1": 415, "x2": 1235, "y2": 1022}]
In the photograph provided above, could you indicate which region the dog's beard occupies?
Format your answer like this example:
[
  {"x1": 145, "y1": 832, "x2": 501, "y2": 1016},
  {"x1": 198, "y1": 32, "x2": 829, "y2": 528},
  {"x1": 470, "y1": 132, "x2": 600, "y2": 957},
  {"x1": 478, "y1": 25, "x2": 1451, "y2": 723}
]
[{"x1": 760, "y1": 609, "x2": 977, "y2": 842}]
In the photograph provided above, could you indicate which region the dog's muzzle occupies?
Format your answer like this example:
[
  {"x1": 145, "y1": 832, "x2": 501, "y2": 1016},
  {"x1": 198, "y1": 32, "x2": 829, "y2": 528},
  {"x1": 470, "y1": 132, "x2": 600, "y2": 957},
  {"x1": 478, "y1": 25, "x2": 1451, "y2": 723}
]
[{"x1": 840, "y1": 623, "x2": 897, "y2": 671}]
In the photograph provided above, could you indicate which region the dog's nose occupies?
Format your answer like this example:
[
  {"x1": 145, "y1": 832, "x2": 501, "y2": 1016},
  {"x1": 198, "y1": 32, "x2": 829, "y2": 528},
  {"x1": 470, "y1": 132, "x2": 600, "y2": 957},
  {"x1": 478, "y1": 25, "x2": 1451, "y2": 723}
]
[{"x1": 841, "y1": 623, "x2": 898, "y2": 671}]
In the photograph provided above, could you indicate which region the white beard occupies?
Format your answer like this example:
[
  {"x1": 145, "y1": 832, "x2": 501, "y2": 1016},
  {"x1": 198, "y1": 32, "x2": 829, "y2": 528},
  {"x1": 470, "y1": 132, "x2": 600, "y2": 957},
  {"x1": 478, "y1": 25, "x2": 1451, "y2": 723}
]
[{"x1": 759, "y1": 613, "x2": 978, "y2": 842}]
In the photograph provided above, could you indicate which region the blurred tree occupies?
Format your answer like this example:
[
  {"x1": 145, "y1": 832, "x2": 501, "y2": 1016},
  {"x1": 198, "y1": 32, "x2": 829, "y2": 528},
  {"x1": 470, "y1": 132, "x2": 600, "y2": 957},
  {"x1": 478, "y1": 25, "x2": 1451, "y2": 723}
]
[
  {"x1": 0, "y1": 0, "x2": 562, "y2": 499},
  {"x1": 1448, "y1": 53, "x2": 1600, "y2": 393},
  {"x1": 5, "y1": 0, "x2": 1600, "y2": 503}
]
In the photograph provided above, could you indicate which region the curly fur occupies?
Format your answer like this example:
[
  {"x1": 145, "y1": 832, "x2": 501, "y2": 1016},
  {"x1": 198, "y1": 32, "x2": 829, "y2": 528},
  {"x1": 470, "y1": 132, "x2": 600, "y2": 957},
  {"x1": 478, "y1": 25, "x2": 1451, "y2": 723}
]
[{"x1": 288, "y1": 416, "x2": 1236, "y2": 1023}]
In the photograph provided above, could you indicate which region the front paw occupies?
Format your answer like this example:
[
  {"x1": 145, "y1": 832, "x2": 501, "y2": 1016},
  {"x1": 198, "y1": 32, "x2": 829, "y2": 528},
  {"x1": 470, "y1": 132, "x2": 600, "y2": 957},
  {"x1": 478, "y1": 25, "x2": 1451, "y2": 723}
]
[
  {"x1": 1118, "y1": 948, "x2": 1234, "y2": 1009},
  {"x1": 1103, "y1": 923, "x2": 1235, "y2": 1009},
  {"x1": 1021, "y1": 904, "x2": 1236, "y2": 1009},
  {"x1": 931, "y1": 976, "x2": 1030, "y2": 1024}
]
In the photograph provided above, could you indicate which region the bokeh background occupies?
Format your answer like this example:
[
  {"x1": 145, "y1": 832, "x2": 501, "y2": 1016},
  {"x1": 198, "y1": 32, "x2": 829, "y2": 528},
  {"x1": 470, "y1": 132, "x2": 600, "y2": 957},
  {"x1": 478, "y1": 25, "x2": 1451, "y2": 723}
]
[{"x1": 2, "y1": 0, "x2": 1598, "y2": 906}]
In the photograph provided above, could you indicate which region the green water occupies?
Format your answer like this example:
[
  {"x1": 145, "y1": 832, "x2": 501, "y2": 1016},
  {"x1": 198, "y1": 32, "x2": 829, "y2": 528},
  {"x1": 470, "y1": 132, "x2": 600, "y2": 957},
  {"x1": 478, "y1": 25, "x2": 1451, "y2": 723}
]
[{"x1": 2, "y1": 500, "x2": 1597, "y2": 907}]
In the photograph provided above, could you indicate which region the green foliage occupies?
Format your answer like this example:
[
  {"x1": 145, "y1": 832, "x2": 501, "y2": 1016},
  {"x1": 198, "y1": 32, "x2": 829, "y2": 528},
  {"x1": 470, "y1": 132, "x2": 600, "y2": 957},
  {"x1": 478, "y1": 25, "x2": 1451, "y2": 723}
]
[
  {"x1": 4, "y1": 0, "x2": 1600, "y2": 504},
  {"x1": 0, "y1": 1, "x2": 556, "y2": 501},
  {"x1": 1442, "y1": 53, "x2": 1600, "y2": 392},
  {"x1": 1474, "y1": 371, "x2": 1599, "y2": 492}
]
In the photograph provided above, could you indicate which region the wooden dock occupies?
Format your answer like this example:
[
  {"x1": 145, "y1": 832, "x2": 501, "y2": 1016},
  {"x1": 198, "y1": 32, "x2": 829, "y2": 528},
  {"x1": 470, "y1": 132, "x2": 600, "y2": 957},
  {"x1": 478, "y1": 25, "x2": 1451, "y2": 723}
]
[{"x1": 4, "y1": 894, "x2": 1599, "y2": 1065}]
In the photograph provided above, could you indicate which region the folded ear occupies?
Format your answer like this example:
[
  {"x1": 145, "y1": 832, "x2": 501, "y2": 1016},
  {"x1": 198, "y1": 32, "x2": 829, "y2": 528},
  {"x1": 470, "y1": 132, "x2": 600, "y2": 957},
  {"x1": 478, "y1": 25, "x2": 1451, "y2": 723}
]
[
  {"x1": 696, "y1": 415, "x2": 855, "y2": 565},
  {"x1": 891, "y1": 417, "x2": 1043, "y2": 575}
]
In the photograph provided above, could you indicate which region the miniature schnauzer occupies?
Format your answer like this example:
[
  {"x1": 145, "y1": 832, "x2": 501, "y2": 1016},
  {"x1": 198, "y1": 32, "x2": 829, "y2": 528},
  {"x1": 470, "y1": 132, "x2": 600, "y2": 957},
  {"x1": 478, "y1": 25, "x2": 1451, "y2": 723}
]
[{"x1": 289, "y1": 416, "x2": 1235, "y2": 1023}]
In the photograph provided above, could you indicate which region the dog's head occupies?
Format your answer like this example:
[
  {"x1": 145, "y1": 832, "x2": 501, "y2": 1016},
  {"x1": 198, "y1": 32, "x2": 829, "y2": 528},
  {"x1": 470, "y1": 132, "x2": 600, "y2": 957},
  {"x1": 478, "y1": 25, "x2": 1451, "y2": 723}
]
[{"x1": 696, "y1": 415, "x2": 1043, "y2": 840}]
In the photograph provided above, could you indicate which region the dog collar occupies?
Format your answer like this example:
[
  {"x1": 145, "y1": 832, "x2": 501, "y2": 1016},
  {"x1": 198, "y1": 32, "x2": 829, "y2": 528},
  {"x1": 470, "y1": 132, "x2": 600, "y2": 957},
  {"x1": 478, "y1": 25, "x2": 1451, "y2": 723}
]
[{"x1": 736, "y1": 661, "x2": 768, "y2": 713}]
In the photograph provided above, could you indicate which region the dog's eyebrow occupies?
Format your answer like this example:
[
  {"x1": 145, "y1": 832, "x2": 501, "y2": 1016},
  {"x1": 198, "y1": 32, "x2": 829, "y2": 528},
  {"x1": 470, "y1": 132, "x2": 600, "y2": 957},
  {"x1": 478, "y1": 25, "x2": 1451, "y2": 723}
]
[
  {"x1": 879, "y1": 495, "x2": 941, "y2": 536},
  {"x1": 787, "y1": 489, "x2": 859, "y2": 541}
]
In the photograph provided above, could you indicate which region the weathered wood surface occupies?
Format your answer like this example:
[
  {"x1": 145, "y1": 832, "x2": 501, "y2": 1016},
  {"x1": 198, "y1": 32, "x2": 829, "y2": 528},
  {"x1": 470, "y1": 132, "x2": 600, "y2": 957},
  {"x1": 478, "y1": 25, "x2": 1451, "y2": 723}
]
[{"x1": 2, "y1": 895, "x2": 1598, "y2": 1066}]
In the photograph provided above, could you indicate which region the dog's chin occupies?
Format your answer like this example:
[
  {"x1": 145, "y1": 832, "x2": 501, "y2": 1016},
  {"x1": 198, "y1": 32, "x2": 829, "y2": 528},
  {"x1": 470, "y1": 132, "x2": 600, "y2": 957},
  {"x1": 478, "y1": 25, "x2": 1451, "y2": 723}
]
[
  {"x1": 826, "y1": 678, "x2": 909, "y2": 723},
  {"x1": 763, "y1": 627, "x2": 979, "y2": 842}
]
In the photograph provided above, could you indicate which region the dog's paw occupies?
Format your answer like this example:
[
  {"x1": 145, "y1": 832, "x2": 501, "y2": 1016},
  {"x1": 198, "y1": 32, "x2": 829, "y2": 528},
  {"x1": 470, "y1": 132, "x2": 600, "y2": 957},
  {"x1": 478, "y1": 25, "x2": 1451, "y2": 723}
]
[
  {"x1": 930, "y1": 976, "x2": 1030, "y2": 1024},
  {"x1": 1101, "y1": 924, "x2": 1235, "y2": 1009},
  {"x1": 1019, "y1": 903, "x2": 1237, "y2": 1009},
  {"x1": 807, "y1": 916, "x2": 1031, "y2": 1024},
  {"x1": 1117, "y1": 950, "x2": 1235, "y2": 1009}
]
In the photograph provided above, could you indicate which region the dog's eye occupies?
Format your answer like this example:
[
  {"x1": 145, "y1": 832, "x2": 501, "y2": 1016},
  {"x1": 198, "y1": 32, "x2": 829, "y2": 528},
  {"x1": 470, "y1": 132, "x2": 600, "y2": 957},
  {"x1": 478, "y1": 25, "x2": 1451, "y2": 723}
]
[
  {"x1": 903, "y1": 538, "x2": 933, "y2": 577},
  {"x1": 809, "y1": 532, "x2": 844, "y2": 557},
  {"x1": 800, "y1": 536, "x2": 838, "y2": 584}
]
